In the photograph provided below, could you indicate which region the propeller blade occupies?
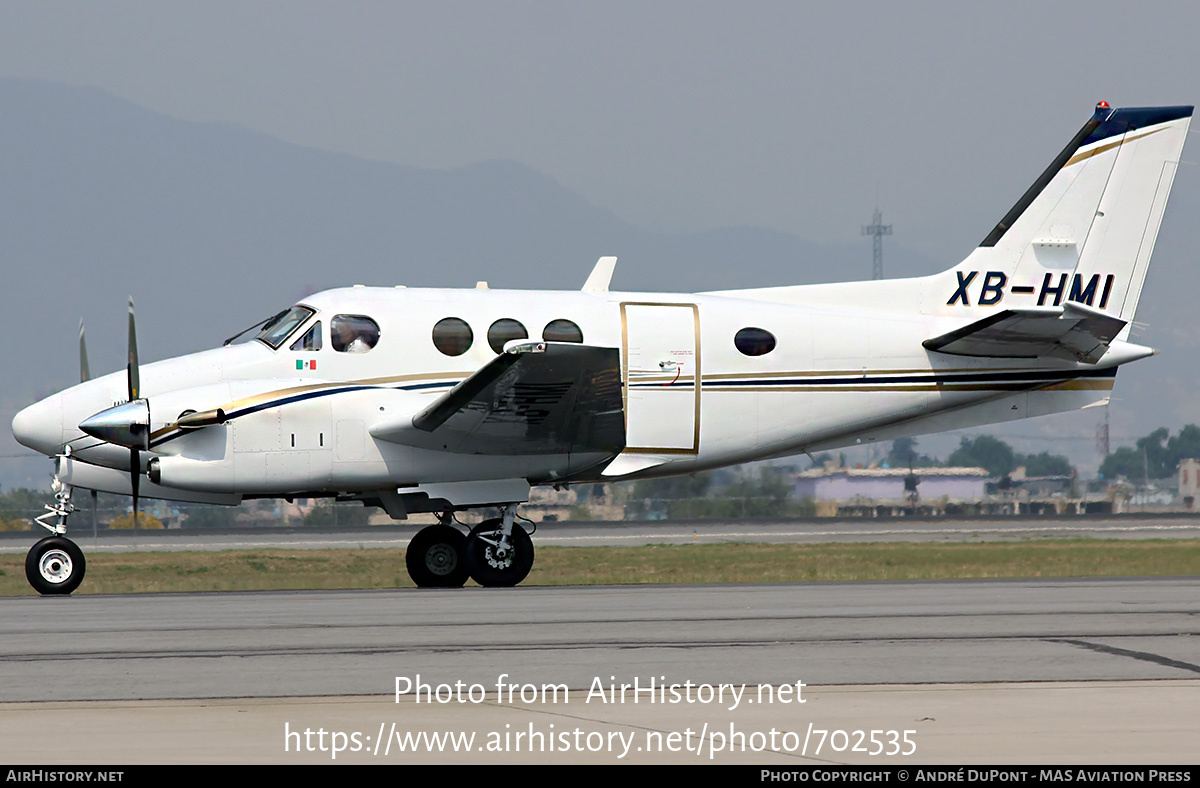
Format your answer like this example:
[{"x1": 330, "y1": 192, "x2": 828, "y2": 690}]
[
  {"x1": 127, "y1": 296, "x2": 140, "y2": 401},
  {"x1": 79, "y1": 319, "x2": 91, "y2": 383},
  {"x1": 126, "y1": 298, "x2": 144, "y2": 521},
  {"x1": 130, "y1": 447, "x2": 140, "y2": 526}
]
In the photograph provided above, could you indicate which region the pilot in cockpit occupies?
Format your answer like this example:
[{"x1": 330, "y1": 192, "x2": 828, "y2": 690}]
[{"x1": 331, "y1": 315, "x2": 379, "y2": 353}]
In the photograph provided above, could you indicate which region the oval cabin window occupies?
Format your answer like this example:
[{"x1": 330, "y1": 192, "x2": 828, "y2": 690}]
[
  {"x1": 734, "y1": 327, "x2": 776, "y2": 356},
  {"x1": 432, "y1": 317, "x2": 473, "y2": 356},
  {"x1": 487, "y1": 318, "x2": 529, "y2": 354},
  {"x1": 543, "y1": 319, "x2": 583, "y2": 343}
]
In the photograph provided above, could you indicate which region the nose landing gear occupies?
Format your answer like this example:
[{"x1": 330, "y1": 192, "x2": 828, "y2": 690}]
[{"x1": 26, "y1": 473, "x2": 86, "y2": 595}]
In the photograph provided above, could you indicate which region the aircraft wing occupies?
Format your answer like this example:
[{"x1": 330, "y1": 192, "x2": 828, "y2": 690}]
[
  {"x1": 922, "y1": 302, "x2": 1127, "y2": 363},
  {"x1": 371, "y1": 342, "x2": 625, "y2": 457}
]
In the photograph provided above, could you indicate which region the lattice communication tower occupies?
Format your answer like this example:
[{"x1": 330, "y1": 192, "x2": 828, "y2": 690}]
[{"x1": 862, "y1": 208, "x2": 892, "y2": 280}]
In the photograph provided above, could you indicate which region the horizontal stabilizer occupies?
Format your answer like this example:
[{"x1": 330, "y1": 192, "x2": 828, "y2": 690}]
[
  {"x1": 923, "y1": 302, "x2": 1127, "y2": 363},
  {"x1": 372, "y1": 342, "x2": 625, "y2": 457}
]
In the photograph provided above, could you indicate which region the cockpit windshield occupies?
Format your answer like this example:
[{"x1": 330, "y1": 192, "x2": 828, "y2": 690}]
[{"x1": 255, "y1": 305, "x2": 316, "y2": 349}]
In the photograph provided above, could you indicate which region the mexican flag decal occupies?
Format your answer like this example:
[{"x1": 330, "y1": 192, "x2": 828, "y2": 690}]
[{"x1": 296, "y1": 359, "x2": 317, "y2": 371}]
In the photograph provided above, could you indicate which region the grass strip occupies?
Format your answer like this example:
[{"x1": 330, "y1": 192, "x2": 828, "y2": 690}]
[{"x1": 0, "y1": 539, "x2": 1197, "y2": 596}]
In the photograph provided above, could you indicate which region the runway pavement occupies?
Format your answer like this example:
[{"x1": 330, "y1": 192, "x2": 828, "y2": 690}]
[{"x1": 1, "y1": 577, "x2": 1197, "y2": 763}]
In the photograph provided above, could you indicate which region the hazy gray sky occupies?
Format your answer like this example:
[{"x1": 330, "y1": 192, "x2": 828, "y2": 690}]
[{"x1": 3, "y1": 1, "x2": 1198, "y2": 262}]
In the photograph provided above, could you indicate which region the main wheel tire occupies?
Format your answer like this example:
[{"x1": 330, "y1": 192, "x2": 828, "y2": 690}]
[
  {"x1": 405, "y1": 525, "x2": 469, "y2": 588},
  {"x1": 464, "y1": 518, "x2": 534, "y2": 587},
  {"x1": 25, "y1": 536, "x2": 86, "y2": 595}
]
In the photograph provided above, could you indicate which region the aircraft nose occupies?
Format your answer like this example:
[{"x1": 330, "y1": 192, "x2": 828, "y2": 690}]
[{"x1": 12, "y1": 394, "x2": 65, "y2": 455}]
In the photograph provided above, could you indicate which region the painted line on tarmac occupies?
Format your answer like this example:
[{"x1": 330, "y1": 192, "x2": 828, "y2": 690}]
[{"x1": 3, "y1": 523, "x2": 1199, "y2": 553}]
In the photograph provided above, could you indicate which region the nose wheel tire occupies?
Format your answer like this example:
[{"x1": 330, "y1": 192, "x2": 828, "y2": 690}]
[
  {"x1": 26, "y1": 536, "x2": 86, "y2": 595},
  {"x1": 405, "y1": 525, "x2": 469, "y2": 588},
  {"x1": 465, "y1": 519, "x2": 534, "y2": 587}
]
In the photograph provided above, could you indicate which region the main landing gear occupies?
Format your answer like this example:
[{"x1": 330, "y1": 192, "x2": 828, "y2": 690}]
[
  {"x1": 405, "y1": 506, "x2": 535, "y2": 589},
  {"x1": 25, "y1": 475, "x2": 87, "y2": 595}
]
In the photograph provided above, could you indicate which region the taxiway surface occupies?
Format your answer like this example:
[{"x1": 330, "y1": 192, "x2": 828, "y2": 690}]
[
  {"x1": 1, "y1": 578, "x2": 1197, "y2": 764},
  {"x1": 3, "y1": 578, "x2": 1199, "y2": 700}
]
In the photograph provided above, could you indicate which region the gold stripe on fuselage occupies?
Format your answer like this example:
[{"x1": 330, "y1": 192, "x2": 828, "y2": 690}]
[{"x1": 149, "y1": 371, "x2": 469, "y2": 440}]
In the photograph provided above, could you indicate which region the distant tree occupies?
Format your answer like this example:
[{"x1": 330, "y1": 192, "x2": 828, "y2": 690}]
[
  {"x1": 624, "y1": 467, "x2": 810, "y2": 519},
  {"x1": 1016, "y1": 451, "x2": 1073, "y2": 477},
  {"x1": 574, "y1": 484, "x2": 607, "y2": 502},
  {"x1": 303, "y1": 501, "x2": 372, "y2": 527},
  {"x1": 720, "y1": 467, "x2": 794, "y2": 517},
  {"x1": 0, "y1": 515, "x2": 30, "y2": 531},
  {"x1": 1099, "y1": 446, "x2": 1146, "y2": 481},
  {"x1": 887, "y1": 438, "x2": 917, "y2": 468},
  {"x1": 630, "y1": 472, "x2": 713, "y2": 500},
  {"x1": 1136, "y1": 427, "x2": 1172, "y2": 479},
  {"x1": 947, "y1": 435, "x2": 1015, "y2": 477},
  {"x1": 1166, "y1": 424, "x2": 1200, "y2": 470},
  {"x1": 183, "y1": 505, "x2": 239, "y2": 529},
  {"x1": 0, "y1": 488, "x2": 46, "y2": 524},
  {"x1": 1099, "y1": 424, "x2": 1200, "y2": 481},
  {"x1": 109, "y1": 512, "x2": 164, "y2": 530},
  {"x1": 886, "y1": 438, "x2": 941, "y2": 468},
  {"x1": 626, "y1": 472, "x2": 715, "y2": 519},
  {"x1": 567, "y1": 504, "x2": 593, "y2": 521}
]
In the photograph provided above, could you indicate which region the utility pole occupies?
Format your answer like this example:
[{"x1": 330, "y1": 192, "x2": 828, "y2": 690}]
[
  {"x1": 1096, "y1": 406, "x2": 1111, "y2": 457},
  {"x1": 862, "y1": 208, "x2": 892, "y2": 280}
]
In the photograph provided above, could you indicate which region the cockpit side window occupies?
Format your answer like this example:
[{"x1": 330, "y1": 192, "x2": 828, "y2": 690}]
[
  {"x1": 256, "y1": 305, "x2": 315, "y2": 349},
  {"x1": 289, "y1": 321, "x2": 322, "y2": 352},
  {"x1": 331, "y1": 315, "x2": 380, "y2": 353}
]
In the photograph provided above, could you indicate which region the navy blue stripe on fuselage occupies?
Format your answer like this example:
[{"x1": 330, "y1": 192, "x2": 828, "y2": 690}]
[
  {"x1": 149, "y1": 367, "x2": 1110, "y2": 448},
  {"x1": 148, "y1": 379, "x2": 459, "y2": 448},
  {"x1": 629, "y1": 367, "x2": 1116, "y2": 389}
]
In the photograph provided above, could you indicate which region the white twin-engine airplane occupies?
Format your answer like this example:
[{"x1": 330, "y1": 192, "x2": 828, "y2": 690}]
[{"x1": 10, "y1": 102, "x2": 1192, "y2": 594}]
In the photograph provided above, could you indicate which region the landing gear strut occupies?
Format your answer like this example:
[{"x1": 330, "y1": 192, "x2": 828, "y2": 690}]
[{"x1": 26, "y1": 473, "x2": 86, "y2": 595}]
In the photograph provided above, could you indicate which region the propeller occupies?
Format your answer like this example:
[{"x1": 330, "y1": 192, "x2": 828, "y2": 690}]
[
  {"x1": 78, "y1": 297, "x2": 233, "y2": 524},
  {"x1": 77, "y1": 297, "x2": 149, "y2": 524}
]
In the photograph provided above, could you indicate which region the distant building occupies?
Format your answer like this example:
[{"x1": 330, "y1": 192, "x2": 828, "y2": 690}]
[
  {"x1": 991, "y1": 468, "x2": 1073, "y2": 498},
  {"x1": 1179, "y1": 458, "x2": 1200, "y2": 508},
  {"x1": 794, "y1": 466, "x2": 989, "y2": 502}
]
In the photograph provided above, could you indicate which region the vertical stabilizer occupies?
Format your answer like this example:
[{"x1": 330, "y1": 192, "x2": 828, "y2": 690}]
[{"x1": 930, "y1": 103, "x2": 1191, "y2": 325}]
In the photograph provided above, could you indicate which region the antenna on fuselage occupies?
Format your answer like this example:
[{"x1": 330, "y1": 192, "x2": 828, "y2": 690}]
[{"x1": 582, "y1": 256, "x2": 618, "y2": 293}]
